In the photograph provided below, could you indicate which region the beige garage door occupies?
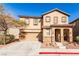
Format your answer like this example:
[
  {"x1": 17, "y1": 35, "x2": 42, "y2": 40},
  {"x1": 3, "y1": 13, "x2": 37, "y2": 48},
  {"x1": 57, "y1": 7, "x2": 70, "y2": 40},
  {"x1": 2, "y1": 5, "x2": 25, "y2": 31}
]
[{"x1": 25, "y1": 33, "x2": 39, "y2": 41}]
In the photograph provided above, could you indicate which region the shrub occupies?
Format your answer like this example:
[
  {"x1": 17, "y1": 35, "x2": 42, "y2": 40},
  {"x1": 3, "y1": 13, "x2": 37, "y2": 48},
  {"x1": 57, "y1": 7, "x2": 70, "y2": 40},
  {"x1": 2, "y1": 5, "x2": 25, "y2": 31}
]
[
  {"x1": 76, "y1": 36, "x2": 79, "y2": 42},
  {"x1": 0, "y1": 35, "x2": 15, "y2": 45},
  {"x1": 0, "y1": 38, "x2": 4, "y2": 45},
  {"x1": 9, "y1": 35, "x2": 15, "y2": 40},
  {"x1": 0, "y1": 35, "x2": 11, "y2": 45},
  {"x1": 5, "y1": 35, "x2": 15, "y2": 44}
]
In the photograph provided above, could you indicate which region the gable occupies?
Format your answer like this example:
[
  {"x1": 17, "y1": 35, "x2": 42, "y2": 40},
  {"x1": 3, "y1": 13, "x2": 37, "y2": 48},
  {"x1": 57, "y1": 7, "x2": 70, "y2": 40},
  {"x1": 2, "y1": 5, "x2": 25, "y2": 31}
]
[
  {"x1": 43, "y1": 10, "x2": 68, "y2": 18},
  {"x1": 42, "y1": 8, "x2": 70, "y2": 16}
]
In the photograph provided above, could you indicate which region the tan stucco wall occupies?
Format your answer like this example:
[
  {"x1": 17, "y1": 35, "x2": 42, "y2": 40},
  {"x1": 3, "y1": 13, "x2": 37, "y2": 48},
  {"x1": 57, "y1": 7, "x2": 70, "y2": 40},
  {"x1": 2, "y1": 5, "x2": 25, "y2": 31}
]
[
  {"x1": 20, "y1": 18, "x2": 41, "y2": 30},
  {"x1": 43, "y1": 28, "x2": 51, "y2": 37},
  {"x1": 21, "y1": 29, "x2": 41, "y2": 32},
  {"x1": 43, "y1": 37, "x2": 51, "y2": 47},
  {"x1": 69, "y1": 28, "x2": 73, "y2": 42},
  {"x1": 43, "y1": 11, "x2": 68, "y2": 26}
]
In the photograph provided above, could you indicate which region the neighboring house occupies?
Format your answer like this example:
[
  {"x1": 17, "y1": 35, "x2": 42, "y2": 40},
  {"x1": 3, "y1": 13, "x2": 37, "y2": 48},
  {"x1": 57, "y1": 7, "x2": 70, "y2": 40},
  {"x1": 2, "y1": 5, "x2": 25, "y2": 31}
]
[
  {"x1": 19, "y1": 8, "x2": 74, "y2": 47},
  {"x1": 70, "y1": 18, "x2": 79, "y2": 41}
]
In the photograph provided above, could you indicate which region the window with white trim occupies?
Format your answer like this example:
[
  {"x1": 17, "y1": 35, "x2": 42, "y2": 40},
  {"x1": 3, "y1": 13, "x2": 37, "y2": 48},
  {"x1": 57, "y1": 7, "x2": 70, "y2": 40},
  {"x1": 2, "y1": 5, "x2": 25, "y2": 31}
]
[
  {"x1": 33, "y1": 19, "x2": 38, "y2": 25},
  {"x1": 62, "y1": 16, "x2": 66, "y2": 23},
  {"x1": 45, "y1": 16, "x2": 51, "y2": 22},
  {"x1": 26, "y1": 19, "x2": 30, "y2": 25}
]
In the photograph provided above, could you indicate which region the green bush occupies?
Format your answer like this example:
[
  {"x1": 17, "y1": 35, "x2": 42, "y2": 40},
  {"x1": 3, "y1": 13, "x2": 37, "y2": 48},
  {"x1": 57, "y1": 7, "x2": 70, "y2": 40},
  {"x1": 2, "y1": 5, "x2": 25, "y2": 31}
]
[
  {"x1": 6, "y1": 35, "x2": 15, "y2": 43},
  {"x1": 0, "y1": 38, "x2": 4, "y2": 45},
  {"x1": 0, "y1": 35, "x2": 15, "y2": 45},
  {"x1": 76, "y1": 36, "x2": 79, "y2": 42},
  {"x1": 9, "y1": 35, "x2": 15, "y2": 40}
]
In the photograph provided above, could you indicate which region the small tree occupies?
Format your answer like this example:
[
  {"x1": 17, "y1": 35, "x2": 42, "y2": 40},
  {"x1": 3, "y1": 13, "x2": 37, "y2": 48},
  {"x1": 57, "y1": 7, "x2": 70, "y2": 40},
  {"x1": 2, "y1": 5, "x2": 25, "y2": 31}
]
[
  {"x1": 0, "y1": 4, "x2": 8, "y2": 45},
  {"x1": 0, "y1": 4, "x2": 26, "y2": 45}
]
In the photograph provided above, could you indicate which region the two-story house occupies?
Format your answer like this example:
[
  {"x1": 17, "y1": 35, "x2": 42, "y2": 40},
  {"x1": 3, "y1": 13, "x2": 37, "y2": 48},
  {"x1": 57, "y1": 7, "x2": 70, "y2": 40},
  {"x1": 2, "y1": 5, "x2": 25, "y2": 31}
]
[{"x1": 19, "y1": 8, "x2": 73, "y2": 47}]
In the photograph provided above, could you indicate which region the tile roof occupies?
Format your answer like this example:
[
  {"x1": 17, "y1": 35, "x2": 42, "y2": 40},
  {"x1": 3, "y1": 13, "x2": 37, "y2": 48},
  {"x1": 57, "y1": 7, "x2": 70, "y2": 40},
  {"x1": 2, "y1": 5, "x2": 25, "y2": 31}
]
[
  {"x1": 19, "y1": 8, "x2": 70, "y2": 19},
  {"x1": 42, "y1": 24, "x2": 74, "y2": 28},
  {"x1": 70, "y1": 18, "x2": 79, "y2": 24},
  {"x1": 51, "y1": 24, "x2": 74, "y2": 27},
  {"x1": 19, "y1": 15, "x2": 41, "y2": 19}
]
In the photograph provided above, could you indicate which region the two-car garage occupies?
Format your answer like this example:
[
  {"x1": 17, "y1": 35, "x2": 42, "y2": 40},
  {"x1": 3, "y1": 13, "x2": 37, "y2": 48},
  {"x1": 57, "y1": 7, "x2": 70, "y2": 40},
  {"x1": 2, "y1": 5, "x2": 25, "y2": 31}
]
[
  {"x1": 19, "y1": 29, "x2": 42, "y2": 42},
  {"x1": 24, "y1": 32, "x2": 39, "y2": 41}
]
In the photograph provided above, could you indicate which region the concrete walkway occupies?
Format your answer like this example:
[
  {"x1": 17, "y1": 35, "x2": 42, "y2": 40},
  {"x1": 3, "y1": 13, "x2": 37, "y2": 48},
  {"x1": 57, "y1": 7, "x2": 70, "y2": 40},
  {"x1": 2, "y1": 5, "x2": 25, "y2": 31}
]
[{"x1": 0, "y1": 41, "x2": 41, "y2": 56}]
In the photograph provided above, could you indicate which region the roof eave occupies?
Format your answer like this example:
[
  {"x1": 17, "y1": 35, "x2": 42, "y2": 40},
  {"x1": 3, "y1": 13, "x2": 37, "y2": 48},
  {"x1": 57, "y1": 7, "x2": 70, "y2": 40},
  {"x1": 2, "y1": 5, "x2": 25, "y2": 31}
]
[
  {"x1": 42, "y1": 8, "x2": 70, "y2": 17},
  {"x1": 19, "y1": 15, "x2": 41, "y2": 19}
]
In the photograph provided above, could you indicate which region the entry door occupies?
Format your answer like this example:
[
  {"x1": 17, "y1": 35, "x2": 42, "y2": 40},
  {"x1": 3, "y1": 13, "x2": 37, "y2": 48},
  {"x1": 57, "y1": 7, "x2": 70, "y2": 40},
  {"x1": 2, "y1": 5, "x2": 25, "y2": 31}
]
[
  {"x1": 55, "y1": 29, "x2": 61, "y2": 42},
  {"x1": 64, "y1": 29, "x2": 69, "y2": 42}
]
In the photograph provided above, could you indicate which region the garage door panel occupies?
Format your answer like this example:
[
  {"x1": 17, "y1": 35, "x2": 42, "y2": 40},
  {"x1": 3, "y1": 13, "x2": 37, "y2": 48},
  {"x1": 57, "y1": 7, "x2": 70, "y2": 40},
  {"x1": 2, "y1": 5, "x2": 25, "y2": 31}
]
[{"x1": 25, "y1": 33, "x2": 39, "y2": 41}]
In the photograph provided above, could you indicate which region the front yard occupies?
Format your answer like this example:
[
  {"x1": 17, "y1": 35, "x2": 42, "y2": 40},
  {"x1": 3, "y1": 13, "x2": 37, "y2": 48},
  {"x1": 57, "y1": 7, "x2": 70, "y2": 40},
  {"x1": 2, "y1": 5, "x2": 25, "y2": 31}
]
[{"x1": 0, "y1": 40, "x2": 79, "y2": 56}]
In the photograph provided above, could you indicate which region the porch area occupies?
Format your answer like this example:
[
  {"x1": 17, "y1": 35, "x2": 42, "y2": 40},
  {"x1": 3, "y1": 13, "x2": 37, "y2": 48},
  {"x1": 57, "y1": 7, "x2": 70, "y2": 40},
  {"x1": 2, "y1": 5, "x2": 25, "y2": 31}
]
[
  {"x1": 43, "y1": 25, "x2": 73, "y2": 48},
  {"x1": 52, "y1": 28, "x2": 73, "y2": 45}
]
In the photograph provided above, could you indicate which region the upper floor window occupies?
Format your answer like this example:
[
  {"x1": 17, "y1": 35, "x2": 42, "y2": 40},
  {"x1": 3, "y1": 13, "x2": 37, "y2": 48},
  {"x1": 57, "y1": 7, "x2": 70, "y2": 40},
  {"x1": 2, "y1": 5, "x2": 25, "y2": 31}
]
[
  {"x1": 33, "y1": 19, "x2": 38, "y2": 25},
  {"x1": 45, "y1": 16, "x2": 51, "y2": 22},
  {"x1": 61, "y1": 16, "x2": 67, "y2": 23},
  {"x1": 53, "y1": 16, "x2": 58, "y2": 24},
  {"x1": 26, "y1": 19, "x2": 30, "y2": 25}
]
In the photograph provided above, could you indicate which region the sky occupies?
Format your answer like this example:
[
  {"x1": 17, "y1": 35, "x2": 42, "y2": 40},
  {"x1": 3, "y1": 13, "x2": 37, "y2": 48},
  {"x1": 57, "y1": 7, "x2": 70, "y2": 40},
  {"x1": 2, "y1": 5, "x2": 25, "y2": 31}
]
[{"x1": 3, "y1": 3, "x2": 79, "y2": 22}]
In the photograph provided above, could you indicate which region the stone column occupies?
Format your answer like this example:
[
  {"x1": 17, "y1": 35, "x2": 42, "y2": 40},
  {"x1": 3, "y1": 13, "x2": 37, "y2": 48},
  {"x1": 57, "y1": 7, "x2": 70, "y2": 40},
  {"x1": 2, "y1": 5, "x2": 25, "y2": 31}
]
[
  {"x1": 69, "y1": 28, "x2": 73, "y2": 43},
  {"x1": 61, "y1": 28, "x2": 64, "y2": 43},
  {"x1": 51, "y1": 28, "x2": 55, "y2": 45}
]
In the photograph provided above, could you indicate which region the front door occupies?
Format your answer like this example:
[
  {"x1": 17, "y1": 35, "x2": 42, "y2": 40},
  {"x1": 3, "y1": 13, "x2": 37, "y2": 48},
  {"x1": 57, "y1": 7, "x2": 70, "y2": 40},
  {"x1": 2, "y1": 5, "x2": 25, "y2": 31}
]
[
  {"x1": 55, "y1": 29, "x2": 61, "y2": 42},
  {"x1": 63, "y1": 29, "x2": 69, "y2": 42}
]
